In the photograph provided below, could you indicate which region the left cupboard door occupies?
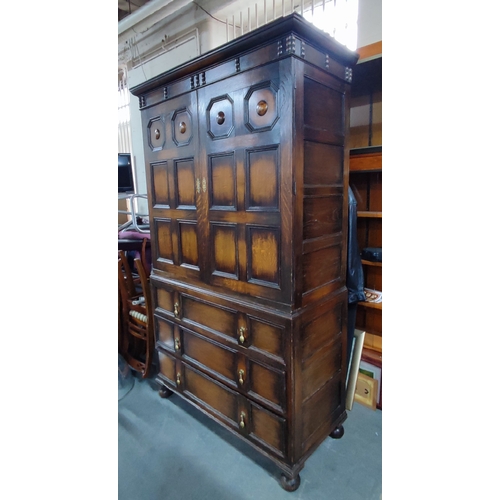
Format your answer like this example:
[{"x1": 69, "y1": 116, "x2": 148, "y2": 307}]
[{"x1": 143, "y1": 90, "x2": 206, "y2": 282}]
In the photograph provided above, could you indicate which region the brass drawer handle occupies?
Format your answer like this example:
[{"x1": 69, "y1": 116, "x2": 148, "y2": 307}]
[
  {"x1": 256, "y1": 100, "x2": 268, "y2": 116},
  {"x1": 238, "y1": 369, "x2": 245, "y2": 386},
  {"x1": 174, "y1": 338, "x2": 180, "y2": 351},
  {"x1": 174, "y1": 302, "x2": 180, "y2": 317},
  {"x1": 239, "y1": 411, "x2": 246, "y2": 429},
  {"x1": 176, "y1": 373, "x2": 181, "y2": 386},
  {"x1": 238, "y1": 326, "x2": 246, "y2": 345}
]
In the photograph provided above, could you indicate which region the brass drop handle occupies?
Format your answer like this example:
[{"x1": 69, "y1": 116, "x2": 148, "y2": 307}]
[
  {"x1": 174, "y1": 302, "x2": 180, "y2": 317},
  {"x1": 155, "y1": 128, "x2": 161, "y2": 140},
  {"x1": 238, "y1": 369, "x2": 245, "y2": 386},
  {"x1": 238, "y1": 326, "x2": 246, "y2": 345},
  {"x1": 239, "y1": 411, "x2": 246, "y2": 429},
  {"x1": 216, "y1": 111, "x2": 225, "y2": 125},
  {"x1": 174, "y1": 338, "x2": 180, "y2": 351},
  {"x1": 176, "y1": 373, "x2": 181, "y2": 386},
  {"x1": 256, "y1": 100, "x2": 268, "y2": 116}
]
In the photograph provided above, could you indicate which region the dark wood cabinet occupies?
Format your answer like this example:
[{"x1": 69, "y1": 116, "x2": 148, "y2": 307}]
[{"x1": 130, "y1": 13, "x2": 358, "y2": 491}]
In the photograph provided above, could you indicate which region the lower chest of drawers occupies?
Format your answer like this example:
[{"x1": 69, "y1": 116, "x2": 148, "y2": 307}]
[{"x1": 152, "y1": 280, "x2": 291, "y2": 460}]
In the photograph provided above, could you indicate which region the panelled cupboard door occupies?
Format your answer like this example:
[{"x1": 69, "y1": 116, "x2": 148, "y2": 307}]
[
  {"x1": 143, "y1": 62, "x2": 295, "y2": 304},
  {"x1": 196, "y1": 61, "x2": 294, "y2": 303},
  {"x1": 144, "y1": 91, "x2": 205, "y2": 282}
]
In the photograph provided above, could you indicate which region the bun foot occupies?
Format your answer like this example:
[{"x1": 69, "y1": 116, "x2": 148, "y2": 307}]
[
  {"x1": 330, "y1": 424, "x2": 345, "y2": 439},
  {"x1": 280, "y1": 473, "x2": 301, "y2": 492},
  {"x1": 158, "y1": 386, "x2": 173, "y2": 399}
]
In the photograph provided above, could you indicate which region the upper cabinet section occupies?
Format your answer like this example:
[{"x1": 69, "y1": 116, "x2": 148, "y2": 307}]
[{"x1": 132, "y1": 14, "x2": 358, "y2": 309}]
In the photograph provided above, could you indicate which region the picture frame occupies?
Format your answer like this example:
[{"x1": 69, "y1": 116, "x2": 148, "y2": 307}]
[
  {"x1": 359, "y1": 360, "x2": 382, "y2": 406},
  {"x1": 354, "y1": 372, "x2": 378, "y2": 410},
  {"x1": 345, "y1": 329, "x2": 365, "y2": 411}
]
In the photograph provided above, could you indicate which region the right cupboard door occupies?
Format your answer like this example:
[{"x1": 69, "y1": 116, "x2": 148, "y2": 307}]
[{"x1": 196, "y1": 61, "x2": 294, "y2": 303}]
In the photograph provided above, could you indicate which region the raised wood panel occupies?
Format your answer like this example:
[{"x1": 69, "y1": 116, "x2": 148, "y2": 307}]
[
  {"x1": 246, "y1": 147, "x2": 279, "y2": 210},
  {"x1": 303, "y1": 194, "x2": 343, "y2": 241},
  {"x1": 209, "y1": 153, "x2": 236, "y2": 209},
  {"x1": 211, "y1": 223, "x2": 238, "y2": 278},
  {"x1": 183, "y1": 363, "x2": 238, "y2": 426},
  {"x1": 158, "y1": 349, "x2": 176, "y2": 384},
  {"x1": 148, "y1": 116, "x2": 166, "y2": 151},
  {"x1": 178, "y1": 221, "x2": 199, "y2": 268},
  {"x1": 245, "y1": 84, "x2": 279, "y2": 132},
  {"x1": 175, "y1": 158, "x2": 196, "y2": 208},
  {"x1": 155, "y1": 218, "x2": 174, "y2": 263},
  {"x1": 151, "y1": 161, "x2": 169, "y2": 207},
  {"x1": 301, "y1": 339, "x2": 342, "y2": 401},
  {"x1": 250, "y1": 402, "x2": 286, "y2": 457},
  {"x1": 182, "y1": 330, "x2": 236, "y2": 383},
  {"x1": 302, "y1": 244, "x2": 341, "y2": 293},
  {"x1": 181, "y1": 296, "x2": 238, "y2": 340},
  {"x1": 247, "y1": 226, "x2": 280, "y2": 287},
  {"x1": 303, "y1": 142, "x2": 343, "y2": 186},
  {"x1": 155, "y1": 286, "x2": 175, "y2": 314},
  {"x1": 156, "y1": 315, "x2": 175, "y2": 350},
  {"x1": 303, "y1": 77, "x2": 344, "y2": 144},
  {"x1": 172, "y1": 109, "x2": 193, "y2": 146},
  {"x1": 301, "y1": 304, "x2": 342, "y2": 361},
  {"x1": 248, "y1": 316, "x2": 284, "y2": 362},
  {"x1": 301, "y1": 376, "x2": 342, "y2": 454},
  {"x1": 249, "y1": 361, "x2": 285, "y2": 410},
  {"x1": 207, "y1": 95, "x2": 234, "y2": 139}
]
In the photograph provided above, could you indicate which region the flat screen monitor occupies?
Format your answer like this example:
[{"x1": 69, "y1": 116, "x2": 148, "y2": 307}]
[{"x1": 118, "y1": 153, "x2": 134, "y2": 193}]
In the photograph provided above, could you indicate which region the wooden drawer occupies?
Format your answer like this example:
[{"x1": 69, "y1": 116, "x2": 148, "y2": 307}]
[
  {"x1": 153, "y1": 282, "x2": 287, "y2": 365},
  {"x1": 157, "y1": 350, "x2": 287, "y2": 459},
  {"x1": 156, "y1": 321, "x2": 286, "y2": 414}
]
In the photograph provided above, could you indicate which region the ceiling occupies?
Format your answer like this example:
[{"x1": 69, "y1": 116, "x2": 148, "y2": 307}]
[{"x1": 118, "y1": 0, "x2": 151, "y2": 21}]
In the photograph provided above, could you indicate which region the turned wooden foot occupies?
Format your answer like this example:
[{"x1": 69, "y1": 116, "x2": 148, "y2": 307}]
[
  {"x1": 329, "y1": 424, "x2": 344, "y2": 439},
  {"x1": 280, "y1": 473, "x2": 301, "y2": 492},
  {"x1": 158, "y1": 386, "x2": 173, "y2": 399}
]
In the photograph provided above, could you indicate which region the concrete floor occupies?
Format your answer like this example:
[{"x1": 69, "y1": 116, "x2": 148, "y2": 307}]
[{"x1": 118, "y1": 374, "x2": 382, "y2": 500}]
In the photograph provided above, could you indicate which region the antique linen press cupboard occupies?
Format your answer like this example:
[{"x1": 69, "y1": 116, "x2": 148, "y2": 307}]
[{"x1": 130, "y1": 13, "x2": 359, "y2": 491}]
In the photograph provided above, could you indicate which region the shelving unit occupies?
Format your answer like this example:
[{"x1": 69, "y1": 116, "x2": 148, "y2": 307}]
[
  {"x1": 349, "y1": 42, "x2": 382, "y2": 408},
  {"x1": 350, "y1": 146, "x2": 382, "y2": 345}
]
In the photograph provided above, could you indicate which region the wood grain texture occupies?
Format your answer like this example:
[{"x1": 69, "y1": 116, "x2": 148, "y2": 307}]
[{"x1": 135, "y1": 14, "x2": 355, "y2": 489}]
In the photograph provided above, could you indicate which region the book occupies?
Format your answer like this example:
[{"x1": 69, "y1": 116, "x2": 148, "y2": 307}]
[{"x1": 364, "y1": 288, "x2": 382, "y2": 303}]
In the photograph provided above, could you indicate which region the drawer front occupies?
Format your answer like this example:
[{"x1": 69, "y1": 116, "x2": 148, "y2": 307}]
[
  {"x1": 153, "y1": 280, "x2": 288, "y2": 366},
  {"x1": 157, "y1": 320, "x2": 286, "y2": 414},
  {"x1": 181, "y1": 294, "x2": 238, "y2": 341},
  {"x1": 157, "y1": 350, "x2": 287, "y2": 459}
]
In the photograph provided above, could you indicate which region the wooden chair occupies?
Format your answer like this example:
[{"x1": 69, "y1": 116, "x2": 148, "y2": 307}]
[{"x1": 118, "y1": 250, "x2": 155, "y2": 378}]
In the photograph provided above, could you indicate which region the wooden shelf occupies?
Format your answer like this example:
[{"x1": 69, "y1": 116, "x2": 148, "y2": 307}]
[
  {"x1": 350, "y1": 146, "x2": 382, "y2": 172},
  {"x1": 357, "y1": 211, "x2": 382, "y2": 218},
  {"x1": 361, "y1": 259, "x2": 382, "y2": 267},
  {"x1": 358, "y1": 301, "x2": 382, "y2": 310}
]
